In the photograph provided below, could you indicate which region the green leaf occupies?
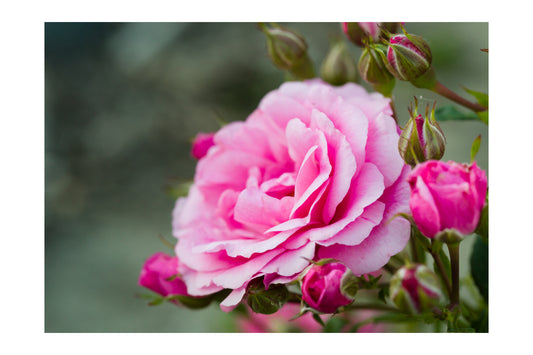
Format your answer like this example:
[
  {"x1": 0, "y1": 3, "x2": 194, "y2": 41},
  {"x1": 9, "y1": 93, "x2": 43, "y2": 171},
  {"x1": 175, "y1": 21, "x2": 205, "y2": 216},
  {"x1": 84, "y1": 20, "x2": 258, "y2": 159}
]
[
  {"x1": 476, "y1": 110, "x2": 488, "y2": 125},
  {"x1": 470, "y1": 135, "x2": 482, "y2": 163},
  {"x1": 464, "y1": 87, "x2": 488, "y2": 108},
  {"x1": 470, "y1": 235, "x2": 489, "y2": 302},
  {"x1": 434, "y1": 105, "x2": 478, "y2": 121},
  {"x1": 246, "y1": 281, "x2": 289, "y2": 315}
]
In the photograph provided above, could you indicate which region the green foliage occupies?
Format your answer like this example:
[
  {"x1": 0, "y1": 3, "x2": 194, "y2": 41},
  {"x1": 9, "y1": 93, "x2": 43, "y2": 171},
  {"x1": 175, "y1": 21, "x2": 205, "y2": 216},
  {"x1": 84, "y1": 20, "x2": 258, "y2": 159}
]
[
  {"x1": 464, "y1": 87, "x2": 488, "y2": 108},
  {"x1": 434, "y1": 105, "x2": 478, "y2": 121}
]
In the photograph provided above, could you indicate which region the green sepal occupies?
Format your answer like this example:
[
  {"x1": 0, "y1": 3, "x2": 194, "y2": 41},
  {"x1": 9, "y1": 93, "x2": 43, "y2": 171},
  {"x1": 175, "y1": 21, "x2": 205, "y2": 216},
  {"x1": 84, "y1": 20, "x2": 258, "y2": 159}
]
[
  {"x1": 464, "y1": 87, "x2": 488, "y2": 108},
  {"x1": 246, "y1": 280, "x2": 289, "y2": 315},
  {"x1": 470, "y1": 134, "x2": 482, "y2": 163},
  {"x1": 340, "y1": 271, "x2": 359, "y2": 299},
  {"x1": 412, "y1": 225, "x2": 431, "y2": 252},
  {"x1": 312, "y1": 313, "x2": 326, "y2": 327},
  {"x1": 340, "y1": 271, "x2": 382, "y2": 299},
  {"x1": 476, "y1": 110, "x2": 488, "y2": 125}
]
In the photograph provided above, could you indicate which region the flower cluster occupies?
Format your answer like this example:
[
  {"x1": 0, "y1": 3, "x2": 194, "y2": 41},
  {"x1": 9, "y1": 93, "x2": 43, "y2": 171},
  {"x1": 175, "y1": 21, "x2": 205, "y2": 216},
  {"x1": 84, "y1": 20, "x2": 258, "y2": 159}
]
[{"x1": 138, "y1": 22, "x2": 488, "y2": 333}]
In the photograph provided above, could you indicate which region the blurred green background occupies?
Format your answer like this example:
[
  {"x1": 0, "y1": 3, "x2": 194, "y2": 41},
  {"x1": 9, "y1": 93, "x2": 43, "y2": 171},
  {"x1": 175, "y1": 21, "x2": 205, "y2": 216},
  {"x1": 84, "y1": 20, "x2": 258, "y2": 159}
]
[{"x1": 45, "y1": 22, "x2": 488, "y2": 332}]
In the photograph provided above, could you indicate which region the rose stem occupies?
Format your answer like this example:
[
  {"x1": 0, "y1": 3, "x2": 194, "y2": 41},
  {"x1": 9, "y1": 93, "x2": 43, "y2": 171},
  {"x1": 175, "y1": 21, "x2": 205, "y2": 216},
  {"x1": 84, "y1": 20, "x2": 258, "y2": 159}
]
[
  {"x1": 447, "y1": 243, "x2": 461, "y2": 308},
  {"x1": 430, "y1": 243, "x2": 452, "y2": 298},
  {"x1": 432, "y1": 81, "x2": 486, "y2": 113}
]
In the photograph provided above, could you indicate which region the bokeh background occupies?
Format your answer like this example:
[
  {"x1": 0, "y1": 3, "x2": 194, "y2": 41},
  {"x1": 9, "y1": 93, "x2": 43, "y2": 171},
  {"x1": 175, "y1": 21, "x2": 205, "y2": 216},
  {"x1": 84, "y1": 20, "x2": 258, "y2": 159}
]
[{"x1": 45, "y1": 22, "x2": 488, "y2": 332}]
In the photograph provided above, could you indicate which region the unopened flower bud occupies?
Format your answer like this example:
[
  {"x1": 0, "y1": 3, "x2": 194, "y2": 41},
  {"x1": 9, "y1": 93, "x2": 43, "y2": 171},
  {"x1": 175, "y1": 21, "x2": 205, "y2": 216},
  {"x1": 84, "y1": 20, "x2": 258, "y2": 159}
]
[
  {"x1": 390, "y1": 264, "x2": 443, "y2": 314},
  {"x1": 320, "y1": 40, "x2": 358, "y2": 86},
  {"x1": 398, "y1": 99, "x2": 446, "y2": 166},
  {"x1": 358, "y1": 44, "x2": 395, "y2": 96},
  {"x1": 342, "y1": 22, "x2": 380, "y2": 46},
  {"x1": 301, "y1": 261, "x2": 353, "y2": 313},
  {"x1": 260, "y1": 23, "x2": 314, "y2": 79},
  {"x1": 384, "y1": 30, "x2": 432, "y2": 83},
  {"x1": 138, "y1": 252, "x2": 189, "y2": 298},
  {"x1": 191, "y1": 132, "x2": 215, "y2": 160}
]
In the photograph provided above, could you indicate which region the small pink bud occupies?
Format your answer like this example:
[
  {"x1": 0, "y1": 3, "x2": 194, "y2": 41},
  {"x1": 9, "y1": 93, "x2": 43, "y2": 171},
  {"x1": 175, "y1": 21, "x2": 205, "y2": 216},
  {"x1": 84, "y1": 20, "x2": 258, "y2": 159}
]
[
  {"x1": 138, "y1": 252, "x2": 189, "y2": 297},
  {"x1": 385, "y1": 31, "x2": 432, "y2": 82},
  {"x1": 407, "y1": 160, "x2": 488, "y2": 240},
  {"x1": 390, "y1": 264, "x2": 443, "y2": 314},
  {"x1": 191, "y1": 132, "x2": 215, "y2": 160},
  {"x1": 301, "y1": 261, "x2": 353, "y2": 313}
]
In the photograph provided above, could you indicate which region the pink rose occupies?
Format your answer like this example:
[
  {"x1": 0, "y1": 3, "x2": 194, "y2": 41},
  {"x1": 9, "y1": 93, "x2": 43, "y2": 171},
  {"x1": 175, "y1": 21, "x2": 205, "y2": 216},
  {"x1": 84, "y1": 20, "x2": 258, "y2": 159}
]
[
  {"x1": 408, "y1": 160, "x2": 487, "y2": 238},
  {"x1": 301, "y1": 262, "x2": 352, "y2": 313},
  {"x1": 173, "y1": 80, "x2": 411, "y2": 311},
  {"x1": 191, "y1": 132, "x2": 215, "y2": 160},
  {"x1": 138, "y1": 252, "x2": 188, "y2": 297}
]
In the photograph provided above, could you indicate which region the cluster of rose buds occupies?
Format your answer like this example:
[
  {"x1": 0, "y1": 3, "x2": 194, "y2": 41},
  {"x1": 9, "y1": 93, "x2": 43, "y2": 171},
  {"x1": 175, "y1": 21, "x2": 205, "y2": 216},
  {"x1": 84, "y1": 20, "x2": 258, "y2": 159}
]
[{"x1": 341, "y1": 23, "x2": 438, "y2": 95}]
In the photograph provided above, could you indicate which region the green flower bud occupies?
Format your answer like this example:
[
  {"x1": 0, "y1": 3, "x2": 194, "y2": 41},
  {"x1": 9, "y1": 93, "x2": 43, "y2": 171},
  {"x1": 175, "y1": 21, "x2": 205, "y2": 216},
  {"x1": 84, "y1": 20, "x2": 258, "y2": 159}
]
[
  {"x1": 260, "y1": 23, "x2": 314, "y2": 79},
  {"x1": 384, "y1": 30, "x2": 432, "y2": 83},
  {"x1": 398, "y1": 99, "x2": 446, "y2": 166},
  {"x1": 320, "y1": 40, "x2": 358, "y2": 86},
  {"x1": 390, "y1": 264, "x2": 444, "y2": 314},
  {"x1": 358, "y1": 44, "x2": 395, "y2": 96}
]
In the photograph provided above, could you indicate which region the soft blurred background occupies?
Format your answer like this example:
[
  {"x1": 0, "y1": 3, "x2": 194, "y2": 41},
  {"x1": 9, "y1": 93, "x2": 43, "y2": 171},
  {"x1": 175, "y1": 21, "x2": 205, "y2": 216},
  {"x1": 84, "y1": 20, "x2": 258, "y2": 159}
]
[{"x1": 45, "y1": 22, "x2": 488, "y2": 332}]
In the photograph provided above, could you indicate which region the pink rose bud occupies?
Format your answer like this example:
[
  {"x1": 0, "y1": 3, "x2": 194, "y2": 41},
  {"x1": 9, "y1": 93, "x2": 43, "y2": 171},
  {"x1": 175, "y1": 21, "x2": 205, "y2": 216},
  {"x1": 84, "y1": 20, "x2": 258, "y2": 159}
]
[
  {"x1": 191, "y1": 132, "x2": 215, "y2": 160},
  {"x1": 408, "y1": 160, "x2": 488, "y2": 240},
  {"x1": 358, "y1": 43, "x2": 396, "y2": 96},
  {"x1": 301, "y1": 262, "x2": 353, "y2": 313},
  {"x1": 320, "y1": 40, "x2": 358, "y2": 86},
  {"x1": 385, "y1": 30, "x2": 432, "y2": 83},
  {"x1": 138, "y1": 252, "x2": 189, "y2": 297},
  {"x1": 398, "y1": 100, "x2": 446, "y2": 166},
  {"x1": 390, "y1": 264, "x2": 443, "y2": 314}
]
